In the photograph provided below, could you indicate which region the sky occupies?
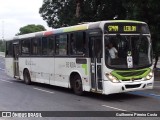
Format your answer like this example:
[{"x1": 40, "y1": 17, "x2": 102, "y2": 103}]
[{"x1": 0, "y1": 0, "x2": 52, "y2": 39}]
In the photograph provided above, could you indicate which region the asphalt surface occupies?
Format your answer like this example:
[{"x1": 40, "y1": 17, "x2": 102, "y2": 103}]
[{"x1": 0, "y1": 57, "x2": 160, "y2": 120}]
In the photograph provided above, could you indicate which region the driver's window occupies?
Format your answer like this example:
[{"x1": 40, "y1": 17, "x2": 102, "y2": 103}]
[
  {"x1": 105, "y1": 36, "x2": 118, "y2": 59},
  {"x1": 117, "y1": 36, "x2": 128, "y2": 58}
]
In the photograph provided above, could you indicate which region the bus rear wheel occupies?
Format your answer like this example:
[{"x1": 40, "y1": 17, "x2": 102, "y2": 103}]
[
  {"x1": 73, "y1": 75, "x2": 83, "y2": 95},
  {"x1": 23, "y1": 69, "x2": 31, "y2": 85}
]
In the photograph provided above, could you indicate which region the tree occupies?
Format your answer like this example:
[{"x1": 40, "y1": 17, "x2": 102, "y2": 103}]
[
  {"x1": 39, "y1": 0, "x2": 78, "y2": 28},
  {"x1": 123, "y1": 0, "x2": 160, "y2": 31},
  {"x1": 17, "y1": 24, "x2": 46, "y2": 35},
  {"x1": 39, "y1": 0, "x2": 126, "y2": 28}
]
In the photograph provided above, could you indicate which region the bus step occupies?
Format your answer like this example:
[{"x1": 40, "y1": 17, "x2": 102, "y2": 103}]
[
  {"x1": 14, "y1": 76, "x2": 20, "y2": 79},
  {"x1": 90, "y1": 88, "x2": 102, "y2": 93}
]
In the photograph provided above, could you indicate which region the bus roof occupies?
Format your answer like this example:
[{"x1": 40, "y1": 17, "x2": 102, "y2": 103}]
[{"x1": 5, "y1": 20, "x2": 147, "y2": 41}]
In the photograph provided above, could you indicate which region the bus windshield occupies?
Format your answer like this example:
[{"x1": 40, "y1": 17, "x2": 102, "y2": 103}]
[{"x1": 105, "y1": 35, "x2": 152, "y2": 69}]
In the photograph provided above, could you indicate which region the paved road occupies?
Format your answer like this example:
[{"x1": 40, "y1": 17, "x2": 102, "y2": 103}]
[{"x1": 0, "y1": 57, "x2": 160, "y2": 120}]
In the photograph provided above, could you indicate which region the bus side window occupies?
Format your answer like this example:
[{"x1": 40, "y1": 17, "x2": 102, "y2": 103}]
[
  {"x1": 42, "y1": 37, "x2": 48, "y2": 55},
  {"x1": 70, "y1": 33, "x2": 76, "y2": 55},
  {"x1": 55, "y1": 34, "x2": 68, "y2": 56},
  {"x1": 48, "y1": 36, "x2": 54, "y2": 55},
  {"x1": 6, "y1": 41, "x2": 13, "y2": 56},
  {"x1": 70, "y1": 32, "x2": 87, "y2": 56},
  {"x1": 31, "y1": 38, "x2": 41, "y2": 55},
  {"x1": 21, "y1": 39, "x2": 30, "y2": 55}
]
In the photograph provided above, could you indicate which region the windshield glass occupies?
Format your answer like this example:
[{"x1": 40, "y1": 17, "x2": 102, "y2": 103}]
[{"x1": 105, "y1": 35, "x2": 152, "y2": 69}]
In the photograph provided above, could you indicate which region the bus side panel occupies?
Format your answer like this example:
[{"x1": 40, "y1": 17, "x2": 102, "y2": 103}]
[
  {"x1": 30, "y1": 58, "x2": 54, "y2": 84},
  {"x1": 54, "y1": 58, "x2": 91, "y2": 91},
  {"x1": 5, "y1": 58, "x2": 14, "y2": 78},
  {"x1": 19, "y1": 57, "x2": 31, "y2": 81},
  {"x1": 54, "y1": 58, "x2": 72, "y2": 88}
]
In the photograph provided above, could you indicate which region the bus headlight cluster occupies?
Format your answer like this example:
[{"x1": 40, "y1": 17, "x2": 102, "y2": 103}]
[
  {"x1": 145, "y1": 71, "x2": 153, "y2": 80},
  {"x1": 106, "y1": 73, "x2": 120, "y2": 83}
]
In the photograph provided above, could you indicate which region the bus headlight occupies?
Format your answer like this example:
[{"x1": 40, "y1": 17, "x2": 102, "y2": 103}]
[
  {"x1": 106, "y1": 73, "x2": 120, "y2": 83},
  {"x1": 145, "y1": 71, "x2": 153, "y2": 80}
]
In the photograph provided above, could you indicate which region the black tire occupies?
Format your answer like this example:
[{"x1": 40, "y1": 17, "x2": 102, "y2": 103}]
[
  {"x1": 23, "y1": 70, "x2": 31, "y2": 85},
  {"x1": 73, "y1": 75, "x2": 83, "y2": 95}
]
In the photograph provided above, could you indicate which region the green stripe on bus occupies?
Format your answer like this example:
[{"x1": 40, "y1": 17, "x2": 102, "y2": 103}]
[
  {"x1": 111, "y1": 68, "x2": 151, "y2": 81},
  {"x1": 82, "y1": 64, "x2": 88, "y2": 75}
]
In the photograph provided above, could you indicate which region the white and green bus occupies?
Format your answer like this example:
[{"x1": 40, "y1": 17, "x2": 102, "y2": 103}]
[{"x1": 5, "y1": 20, "x2": 154, "y2": 95}]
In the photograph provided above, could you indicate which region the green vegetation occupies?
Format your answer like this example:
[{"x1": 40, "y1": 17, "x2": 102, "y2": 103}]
[
  {"x1": 16, "y1": 24, "x2": 46, "y2": 35},
  {"x1": 39, "y1": 0, "x2": 126, "y2": 28}
]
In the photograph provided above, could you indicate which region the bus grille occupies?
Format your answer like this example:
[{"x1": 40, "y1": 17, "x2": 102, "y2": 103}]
[
  {"x1": 125, "y1": 84, "x2": 141, "y2": 89},
  {"x1": 116, "y1": 70, "x2": 147, "y2": 77},
  {"x1": 121, "y1": 78, "x2": 141, "y2": 81},
  {"x1": 111, "y1": 68, "x2": 151, "y2": 81}
]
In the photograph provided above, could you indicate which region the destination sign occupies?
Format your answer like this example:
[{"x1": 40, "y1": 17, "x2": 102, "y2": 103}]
[{"x1": 104, "y1": 23, "x2": 149, "y2": 34}]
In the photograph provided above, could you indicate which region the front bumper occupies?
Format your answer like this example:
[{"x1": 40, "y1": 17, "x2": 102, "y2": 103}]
[{"x1": 103, "y1": 77, "x2": 154, "y2": 95}]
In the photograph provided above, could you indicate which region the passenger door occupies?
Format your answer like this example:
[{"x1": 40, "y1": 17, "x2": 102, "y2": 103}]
[
  {"x1": 13, "y1": 42, "x2": 20, "y2": 78},
  {"x1": 89, "y1": 35, "x2": 103, "y2": 91}
]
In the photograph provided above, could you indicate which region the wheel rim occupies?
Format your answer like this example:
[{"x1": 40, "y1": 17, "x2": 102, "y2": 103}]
[
  {"x1": 75, "y1": 81, "x2": 80, "y2": 89},
  {"x1": 75, "y1": 79, "x2": 82, "y2": 91}
]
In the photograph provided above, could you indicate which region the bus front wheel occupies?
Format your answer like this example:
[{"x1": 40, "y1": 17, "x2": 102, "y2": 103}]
[
  {"x1": 73, "y1": 75, "x2": 83, "y2": 95},
  {"x1": 23, "y1": 69, "x2": 31, "y2": 85}
]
